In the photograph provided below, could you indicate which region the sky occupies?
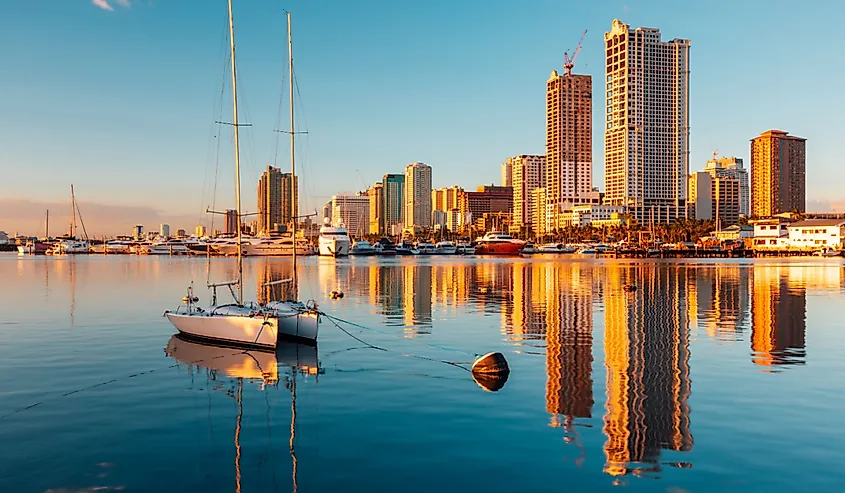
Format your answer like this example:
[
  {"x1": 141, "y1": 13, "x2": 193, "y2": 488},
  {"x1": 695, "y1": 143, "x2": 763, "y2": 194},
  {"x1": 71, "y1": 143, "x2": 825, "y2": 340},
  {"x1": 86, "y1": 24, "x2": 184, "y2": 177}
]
[{"x1": 2, "y1": 0, "x2": 844, "y2": 236}]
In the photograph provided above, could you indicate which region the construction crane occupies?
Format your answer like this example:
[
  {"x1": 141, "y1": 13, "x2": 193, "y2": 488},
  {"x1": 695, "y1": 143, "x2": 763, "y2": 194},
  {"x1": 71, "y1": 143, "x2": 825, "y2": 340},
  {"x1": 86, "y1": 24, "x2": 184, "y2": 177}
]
[
  {"x1": 563, "y1": 30, "x2": 587, "y2": 76},
  {"x1": 712, "y1": 149, "x2": 719, "y2": 161}
]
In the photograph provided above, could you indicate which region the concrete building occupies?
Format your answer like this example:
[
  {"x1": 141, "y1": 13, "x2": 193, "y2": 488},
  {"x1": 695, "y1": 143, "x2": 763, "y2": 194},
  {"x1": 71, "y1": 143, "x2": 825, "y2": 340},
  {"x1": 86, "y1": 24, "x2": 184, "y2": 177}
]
[
  {"x1": 688, "y1": 172, "x2": 741, "y2": 226},
  {"x1": 603, "y1": 19, "x2": 691, "y2": 224},
  {"x1": 134, "y1": 225, "x2": 144, "y2": 239},
  {"x1": 531, "y1": 188, "x2": 549, "y2": 237},
  {"x1": 546, "y1": 69, "x2": 593, "y2": 222},
  {"x1": 508, "y1": 155, "x2": 546, "y2": 234},
  {"x1": 382, "y1": 174, "x2": 405, "y2": 235},
  {"x1": 459, "y1": 185, "x2": 513, "y2": 226},
  {"x1": 750, "y1": 130, "x2": 806, "y2": 217},
  {"x1": 257, "y1": 165, "x2": 297, "y2": 234},
  {"x1": 368, "y1": 182, "x2": 384, "y2": 235},
  {"x1": 175, "y1": 229, "x2": 186, "y2": 238},
  {"x1": 160, "y1": 224, "x2": 170, "y2": 238},
  {"x1": 403, "y1": 162, "x2": 432, "y2": 231},
  {"x1": 321, "y1": 200, "x2": 333, "y2": 222},
  {"x1": 705, "y1": 157, "x2": 749, "y2": 217},
  {"x1": 445, "y1": 209, "x2": 467, "y2": 233},
  {"x1": 558, "y1": 205, "x2": 626, "y2": 228},
  {"x1": 224, "y1": 210, "x2": 238, "y2": 235},
  {"x1": 786, "y1": 219, "x2": 845, "y2": 250},
  {"x1": 432, "y1": 186, "x2": 463, "y2": 213},
  {"x1": 501, "y1": 160, "x2": 513, "y2": 188},
  {"x1": 195, "y1": 225, "x2": 206, "y2": 237},
  {"x1": 332, "y1": 192, "x2": 369, "y2": 238}
]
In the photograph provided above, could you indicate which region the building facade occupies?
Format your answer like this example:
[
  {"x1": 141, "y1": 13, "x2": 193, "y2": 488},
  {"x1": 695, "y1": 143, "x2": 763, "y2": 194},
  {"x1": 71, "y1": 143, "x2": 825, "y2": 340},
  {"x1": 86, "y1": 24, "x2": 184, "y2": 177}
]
[
  {"x1": 547, "y1": 70, "x2": 593, "y2": 220},
  {"x1": 432, "y1": 186, "x2": 463, "y2": 213},
  {"x1": 750, "y1": 130, "x2": 806, "y2": 217},
  {"x1": 331, "y1": 192, "x2": 370, "y2": 238},
  {"x1": 257, "y1": 165, "x2": 297, "y2": 234},
  {"x1": 224, "y1": 209, "x2": 238, "y2": 235},
  {"x1": 531, "y1": 188, "x2": 549, "y2": 237},
  {"x1": 368, "y1": 182, "x2": 384, "y2": 236},
  {"x1": 508, "y1": 155, "x2": 546, "y2": 234},
  {"x1": 501, "y1": 160, "x2": 513, "y2": 188},
  {"x1": 603, "y1": 20, "x2": 691, "y2": 224},
  {"x1": 459, "y1": 185, "x2": 513, "y2": 226},
  {"x1": 404, "y1": 162, "x2": 433, "y2": 231},
  {"x1": 382, "y1": 174, "x2": 405, "y2": 235},
  {"x1": 705, "y1": 157, "x2": 749, "y2": 217}
]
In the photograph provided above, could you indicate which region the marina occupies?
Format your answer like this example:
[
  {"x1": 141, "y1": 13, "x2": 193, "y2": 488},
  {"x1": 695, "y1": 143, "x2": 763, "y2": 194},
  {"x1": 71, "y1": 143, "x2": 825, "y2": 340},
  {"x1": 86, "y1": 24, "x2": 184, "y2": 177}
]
[{"x1": 2, "y1": 253, "x2": 844, "y2": 492}]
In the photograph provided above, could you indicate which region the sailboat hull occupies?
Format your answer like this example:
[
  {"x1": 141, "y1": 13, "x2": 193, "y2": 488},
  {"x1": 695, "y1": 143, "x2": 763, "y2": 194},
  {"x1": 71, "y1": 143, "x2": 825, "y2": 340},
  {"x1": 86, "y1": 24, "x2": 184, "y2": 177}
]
[{"x1": 166, "y1": 310, "x2": 279, "y2": 349}]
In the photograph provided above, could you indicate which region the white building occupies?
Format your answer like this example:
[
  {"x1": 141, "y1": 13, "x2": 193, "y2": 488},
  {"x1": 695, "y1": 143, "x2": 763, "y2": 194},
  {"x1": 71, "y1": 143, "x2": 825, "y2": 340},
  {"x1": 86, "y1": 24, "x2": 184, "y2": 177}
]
[
  {"x1": 160, "y1": 224, "x2": 170, "y2": 238},
  {"x1": 603, "y1": 19, "x2": 691, "y2": 224},
  {"x1": 501, "y1": 160, "x2": 512, "y2": 188},
  {"x1": 332, "y1": 192, "x2": 370, "y2": 238},
  {"x1": 507, "y1": 155, "x2": 546, "y2": 232},
  {"x1": 750, "y1": 218, "x2": 791, "y2": 250},
  {"x1": 404, "y1": 162, "x2": 432, "y2": 231},
  {"x1": 787, "y1": 219, "x2": 845, "y2": 249},
  {"x1": 558, "y1": 205, "x2": 625, "y2": 228}
]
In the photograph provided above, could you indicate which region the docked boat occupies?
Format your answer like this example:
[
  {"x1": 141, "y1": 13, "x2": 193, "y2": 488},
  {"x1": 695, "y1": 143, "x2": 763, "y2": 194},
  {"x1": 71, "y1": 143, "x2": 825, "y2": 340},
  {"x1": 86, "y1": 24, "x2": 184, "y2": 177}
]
[
  {"x1": 17, "y1": 239, "x2": 52, "y2": 255},
  {"x1": 456, "y1": 241, "x2": 475, "y2": 255},
  {"x1": 142, "y1": 238, "x2": 192, "y2": 255},
  {"x1": 104, "y1": 239, "x2": 133, "y2": 254},
  {"x1": 54, "y1": 238, "x2": 90, "y2": 255},
  {"x1": 374, "y1": 238, "x2": 397, "y2": 255},
  {"x1": 520, "y1": 242, "x2": 538, "y2": 254},
  {"x1": 538, "y1": 243, "x2": 576, "y2": 254},
  {"x1": 349, "y1": 240, "x2": 377, "y2": 256},
  {"x1": 473, "y1": 231, "x2": 525, "y2": 256},
  {"x1": 238, "y1": 236, "x2": 314, "y2": 257},
  {"x1": 434, "y1": 241, "x2": 457, "y2": 255},
  {"x1": 415, "y1": 241, "x2": 436, "y2": 255},
  {"x1": 318, "y1": 219, "x2": 351, "y2": 257},
  {"x1": 395, "y1": 241, "x2": 419, "y2": 255},
  {"x1": 814, "y1": 248, "x2": 841, "y2": 257},
  {"x1": 164, "y1": 6, "x2": 319, "y2": 347}
]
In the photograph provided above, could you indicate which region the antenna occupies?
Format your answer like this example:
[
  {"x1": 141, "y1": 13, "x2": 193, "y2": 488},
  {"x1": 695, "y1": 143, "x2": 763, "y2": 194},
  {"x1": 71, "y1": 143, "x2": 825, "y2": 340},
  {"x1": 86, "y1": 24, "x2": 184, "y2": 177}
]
[{"x1": 563, "y1": 30, "x2": 587, "y2": 76}]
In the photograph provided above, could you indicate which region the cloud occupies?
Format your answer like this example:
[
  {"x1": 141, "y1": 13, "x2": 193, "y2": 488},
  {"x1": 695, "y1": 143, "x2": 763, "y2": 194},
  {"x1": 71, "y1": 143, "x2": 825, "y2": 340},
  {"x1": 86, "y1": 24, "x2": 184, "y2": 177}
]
[
  {"x1": 114, "y1": 0, "x2": 131, "y2": 7},
  {"x1": 806, "y1": 198, "x2": 845, "y2": 213},
  {"x1": 91, "y1": 0, "x2": 114, "y2": 11}
]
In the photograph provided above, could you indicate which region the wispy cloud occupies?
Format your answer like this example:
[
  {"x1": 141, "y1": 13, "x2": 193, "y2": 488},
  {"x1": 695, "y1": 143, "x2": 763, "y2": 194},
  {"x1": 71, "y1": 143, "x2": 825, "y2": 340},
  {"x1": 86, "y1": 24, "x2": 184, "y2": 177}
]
[
  {"x1": 92, "y1": 0, "x2": 114, "y2": 11},
  {"x1": 114, "y1": 0, "x2": 131, "y2": 7}
]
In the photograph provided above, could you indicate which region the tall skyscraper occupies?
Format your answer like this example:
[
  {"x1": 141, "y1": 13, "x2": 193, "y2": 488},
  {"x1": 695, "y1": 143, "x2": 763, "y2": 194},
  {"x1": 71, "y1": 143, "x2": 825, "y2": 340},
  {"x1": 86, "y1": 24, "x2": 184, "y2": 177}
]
[
  {"x1": 501, "y1": 160, "x2": 513, "y2": 188},
  {"x1": 705, "y1": 157, "x2": 749, "y2": 217},
  {"x1": 331, "y1": 192, "x2": 369, "y2": 238},
  {"x1": 546, "y1": 68, "x2": 593, "y2": 225},
  {"x1": 224, "y1": 209, "x2": 237, "y2": 235},
  {"x1": 368, "y1": 182, "x2": 384, "y2": 235},
  {"x1": 603, "y1": 20, "x2": 691, "y2": 224},
  {"x1": 508, "y1": 155, "x2": 546, "y2": 233},
  {"x1": 404, "y1": 162, "x2": 432, "y2": 230},
  {"x1": 750, "y1": 130, "x2": 806, "y2": 217},
  {"x1": 382, "y1": 174, "x2": 405, "y2": 235},
  {"x1": 160, "y1": 223, "x2": 170, "y2": 237},
  {"x1": 257, "y1": 165, "x2": 297, "y2": 234}
]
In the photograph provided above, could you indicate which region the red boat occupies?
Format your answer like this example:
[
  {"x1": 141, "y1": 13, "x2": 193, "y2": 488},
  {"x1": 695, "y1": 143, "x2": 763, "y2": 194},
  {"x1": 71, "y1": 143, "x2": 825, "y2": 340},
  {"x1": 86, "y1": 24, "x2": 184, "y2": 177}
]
[{"x1": 473, "y1": 232, "x2": 525, "y2": 255}]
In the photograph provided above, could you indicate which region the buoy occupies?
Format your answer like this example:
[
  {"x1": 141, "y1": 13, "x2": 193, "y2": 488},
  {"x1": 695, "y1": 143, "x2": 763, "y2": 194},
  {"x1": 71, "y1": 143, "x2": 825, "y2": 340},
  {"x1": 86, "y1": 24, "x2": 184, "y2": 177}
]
[
  {"x1": 329, "y1": 290, "x2": 344, "y2": 300},
  {"x1": 471, "y1": 351, "x2": 510, "y2": 391}
]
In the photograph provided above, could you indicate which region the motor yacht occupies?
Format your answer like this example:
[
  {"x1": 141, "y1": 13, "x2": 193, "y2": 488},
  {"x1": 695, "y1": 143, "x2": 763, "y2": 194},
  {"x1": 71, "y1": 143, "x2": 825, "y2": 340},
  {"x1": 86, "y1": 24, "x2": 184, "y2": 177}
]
[
  {"x1": 434, "y1": 241, "x2": 457, "y2": 255},
  {"x1": 349, "y1": 239, "x2": 377, "y2": 256},
  {"x1": 318, "y1": 218, "x2": 351, "y2": 257},
  {"x1": 473, "y1": 231, "x2": 524, "y2": 255}
]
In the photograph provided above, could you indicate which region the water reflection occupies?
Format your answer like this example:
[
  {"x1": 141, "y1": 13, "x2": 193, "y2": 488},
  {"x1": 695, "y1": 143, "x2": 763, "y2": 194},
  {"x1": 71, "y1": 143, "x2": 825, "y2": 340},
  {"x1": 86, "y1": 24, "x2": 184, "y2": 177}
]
[{"x1": 751, "y1": 267, "x2": 807, "y2": 368}]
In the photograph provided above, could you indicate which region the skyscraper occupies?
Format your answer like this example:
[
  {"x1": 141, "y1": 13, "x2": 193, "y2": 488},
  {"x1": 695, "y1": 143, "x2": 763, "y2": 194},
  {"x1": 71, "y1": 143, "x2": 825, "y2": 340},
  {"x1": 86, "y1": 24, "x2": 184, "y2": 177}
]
[
  {"x1": 501, "y1": 160, "x2": 513, "y2": 188},
  {"x1": 382, "y1": 174, "x2": 405, "y2": 235},
  {"x1": 705, "y1": 157, "x2": 749, "y2": 217},
  {"x1": 432, "y1": 186, "x2": 463, "y2": 213},
  {"x1": 404, "y1": 162, "x2": 432, "y2": 231},
  {"x1": 508, "y1": 155, "x2": 546, "y2": 234},
  {"x1": 368, "y1": 182, "x2": 384, "y2": 235},
  {"x1": 224, "y1": 209, "x2": 238, "y2": 235},
  {"x1": 257, "y1": 165, "x2": 297, "y2": 234},
  {"x1": 688, "y1": 172, "x2": 741, "y2": 226},
  {"x1": 546, "y1": 69, "x2": 593, "y2": 225},
  {"x1": 160, "y1": 223, "x2": 170, "y2": 237},
  {"x1": 331, "y1": 192, "x2": 369, "y2": 238},
  {"x1": 750, "y1": 130, "x2": 806, "y2": 217},
  {"x1": 603, "y1": 20, "x2": 691, "y2": 224}
]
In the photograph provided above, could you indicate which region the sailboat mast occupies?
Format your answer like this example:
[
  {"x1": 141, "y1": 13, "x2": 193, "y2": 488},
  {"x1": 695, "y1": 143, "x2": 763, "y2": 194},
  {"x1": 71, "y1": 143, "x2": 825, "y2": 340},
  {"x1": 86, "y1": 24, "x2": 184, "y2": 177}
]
[
  {"x1": 228, "y1": 0, "x2": 244, "y2": 305},
  {"x1": 70, "y1": 184, "x2": 76, "y2": 238},
  {"x1": 46, "y1": 210, "x2": 49, "y2": 239},
  {"x1": 288, "y1": 12, "x2": 298, "y2": 291}
]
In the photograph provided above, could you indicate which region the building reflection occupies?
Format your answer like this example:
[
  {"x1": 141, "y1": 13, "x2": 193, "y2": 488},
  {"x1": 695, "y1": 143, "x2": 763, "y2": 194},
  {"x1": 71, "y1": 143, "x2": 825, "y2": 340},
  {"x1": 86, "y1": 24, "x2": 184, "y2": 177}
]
[
  {"x1": 255, "y1": 260, "x2": 296, "y2": 303},
  {"x1": 751, "y1": 266, "x2": 807, "y2": 368},
  {"x1": 602, "y1": 265, "x2": 693, "y2": 477},
  {"x1": 687, "y1": 266, "x2": 751, "y2": 341}
]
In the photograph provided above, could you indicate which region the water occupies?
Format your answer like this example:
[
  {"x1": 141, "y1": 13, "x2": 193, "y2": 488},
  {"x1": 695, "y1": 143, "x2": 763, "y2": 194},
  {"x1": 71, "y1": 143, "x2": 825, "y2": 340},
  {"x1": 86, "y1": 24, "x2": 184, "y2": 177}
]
[{"x1": 2, "y1": 254, "x2": 844, "y2": 492}]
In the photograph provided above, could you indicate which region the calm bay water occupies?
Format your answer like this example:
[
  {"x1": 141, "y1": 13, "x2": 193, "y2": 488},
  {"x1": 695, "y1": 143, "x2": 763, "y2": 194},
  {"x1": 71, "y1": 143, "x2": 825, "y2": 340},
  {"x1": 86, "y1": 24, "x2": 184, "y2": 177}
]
[{"x1": 1, "y1": 253, "x2": 844, "y2": 492}]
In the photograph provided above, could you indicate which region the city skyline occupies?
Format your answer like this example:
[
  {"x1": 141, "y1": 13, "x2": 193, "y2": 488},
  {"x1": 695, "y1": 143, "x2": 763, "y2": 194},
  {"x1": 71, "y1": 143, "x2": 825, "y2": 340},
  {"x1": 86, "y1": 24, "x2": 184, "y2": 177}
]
[{"x1": 3, "y1": 1, "x2": 845, "y2": 235}]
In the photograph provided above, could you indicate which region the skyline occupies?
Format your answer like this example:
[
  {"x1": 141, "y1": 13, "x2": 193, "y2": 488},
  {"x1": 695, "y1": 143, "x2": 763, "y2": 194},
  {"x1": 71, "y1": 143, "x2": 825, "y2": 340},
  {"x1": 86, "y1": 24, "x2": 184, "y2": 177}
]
[{"x1": 3, "y1": 0, "x2": 845, "y2": 235}]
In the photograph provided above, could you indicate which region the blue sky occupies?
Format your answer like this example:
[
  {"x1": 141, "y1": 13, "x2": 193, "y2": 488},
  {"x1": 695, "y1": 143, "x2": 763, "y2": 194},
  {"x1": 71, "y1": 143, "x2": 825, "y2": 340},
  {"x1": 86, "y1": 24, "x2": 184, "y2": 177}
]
[{"x1": 2, "y1": 0, "x2": 843, "y2": 235}]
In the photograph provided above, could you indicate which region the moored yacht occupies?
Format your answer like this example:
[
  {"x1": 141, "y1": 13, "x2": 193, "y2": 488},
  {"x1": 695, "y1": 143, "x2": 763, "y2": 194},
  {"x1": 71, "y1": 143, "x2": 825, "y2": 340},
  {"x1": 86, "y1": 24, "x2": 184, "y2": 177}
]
[
  {"x1": 434, "y1": 241, "x2": 457, "y2": 255},
  {"x1": 520, "y1": 242, "x2": 538, "y2": 254},
  {"x1": 456, "y1": 241, "x2": 475, "y2": 255},
  {"x1": 318, "y1": 218, "x2": 350, "y2": 257},
  {"x1": 395, "y1": 241, "x2": 419, "y2": 255},
  {"x1": 474, "y1": 231, "x2": 524, "y2": 255},
  {"x1": 349, "y1": 239, "x2": 376, "y2": 256},
  {"x1": 415, "y1": 241, "x2": 436, "y2": 255}
]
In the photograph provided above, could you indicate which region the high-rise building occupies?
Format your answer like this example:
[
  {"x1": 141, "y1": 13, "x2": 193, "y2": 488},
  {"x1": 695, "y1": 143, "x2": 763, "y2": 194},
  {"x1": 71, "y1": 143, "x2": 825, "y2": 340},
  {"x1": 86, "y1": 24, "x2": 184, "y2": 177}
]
[
  {"x1": 404, "y1": 162, "x2": 432, "y2": 231},
  {"x1": 546, "y1": 69, "x2": 594, "y2": 223},
  {"x1": 331, "y1": 192, "x2": 369, "y2": 238},
  {"x1": 688, "y1": 172, "x2": 740, "y2": 226},
  {"x1": 508, "y1": 155, "x2": 546, "y2": 233},
  {"x1": 432, "y1": 186, "x2": 463, "y2": 212},
  {"x1": 531, "y1": 188, "x2": 548, "y2": 237},
  {"x1": 195, "y1": 225, "x2": 206, "y2": 237},
  {"x1": 134, "y1": 224, "x2": 144, "y2": 240},
  {"x1": 257, "y1": 165, "x2": 297, "y2": 234},
  {"x1": 176, "y1": 229, "x2": 186, "y2": 238},
  {"x1": 459, "y1": 185, "x2": 513, "y2": 227},
  {"x1": 603, "y1": 20, "x2": 691, "y2": 224},
  {"x1": 160, "y1": 224, "x2": 170, "y2": 238},
  {"x1": 382, "y1": 174, "x2": 405, "y2": 235},
  {"x1": 367, "y1": 182, "x2": 384, "y2": 236},
  {"x1": 224, "y1": 209, "x2": 238, "y2": 235},
  {"x1": 501, "y1": 160, "x2": 513, "y2": 188},
  {"x1": 705, "y1": 157, "x2": 749, "y2": 217},
  {"x1": 321, "y1": 200, "x2": 333, "y2": 222},
  {"x1": 750, "y1": 130, "x2": 806, "y2": 218}
]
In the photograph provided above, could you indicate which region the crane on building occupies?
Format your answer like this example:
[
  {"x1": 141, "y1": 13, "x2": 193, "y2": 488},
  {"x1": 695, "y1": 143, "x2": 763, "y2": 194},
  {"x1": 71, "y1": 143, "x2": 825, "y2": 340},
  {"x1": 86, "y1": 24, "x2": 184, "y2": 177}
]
[
  {"x1": 712, "y1": 149, "x2": 719, "y2": 161},
  {"x1": 563, "y1": 30, "x2": 587, "y2": 76}
]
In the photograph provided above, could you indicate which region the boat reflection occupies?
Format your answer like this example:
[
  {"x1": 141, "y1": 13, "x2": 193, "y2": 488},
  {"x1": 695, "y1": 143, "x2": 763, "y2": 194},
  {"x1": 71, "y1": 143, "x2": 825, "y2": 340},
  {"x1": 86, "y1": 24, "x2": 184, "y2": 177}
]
[{"x1": 164, "y1": 334, "x2": 320, "y2": 493}]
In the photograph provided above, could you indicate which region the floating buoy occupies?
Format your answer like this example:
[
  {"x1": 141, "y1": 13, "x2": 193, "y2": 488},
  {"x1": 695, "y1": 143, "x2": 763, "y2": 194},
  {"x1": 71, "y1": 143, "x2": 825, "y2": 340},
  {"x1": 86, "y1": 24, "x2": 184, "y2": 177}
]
[
  {"x1": 471, "y1": 351, "x2": 510, "y2": 392},
  {"x1": 329, "y1": 290, "x2": 344, "y2": 300},
  {"x1": 623, "y1": 284, "x2": 638, "y2": 293}
]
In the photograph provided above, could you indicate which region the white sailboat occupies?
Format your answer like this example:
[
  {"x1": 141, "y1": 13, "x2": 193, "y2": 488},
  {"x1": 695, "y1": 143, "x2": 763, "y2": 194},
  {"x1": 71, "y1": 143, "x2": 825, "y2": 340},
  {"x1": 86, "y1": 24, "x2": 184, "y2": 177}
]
[
  {"x1": 164, "y1": 3, "x2": 319, "y2": 347},
  {"x1": 54, "y1": 185, "x2": 90, "y2": 255}
]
